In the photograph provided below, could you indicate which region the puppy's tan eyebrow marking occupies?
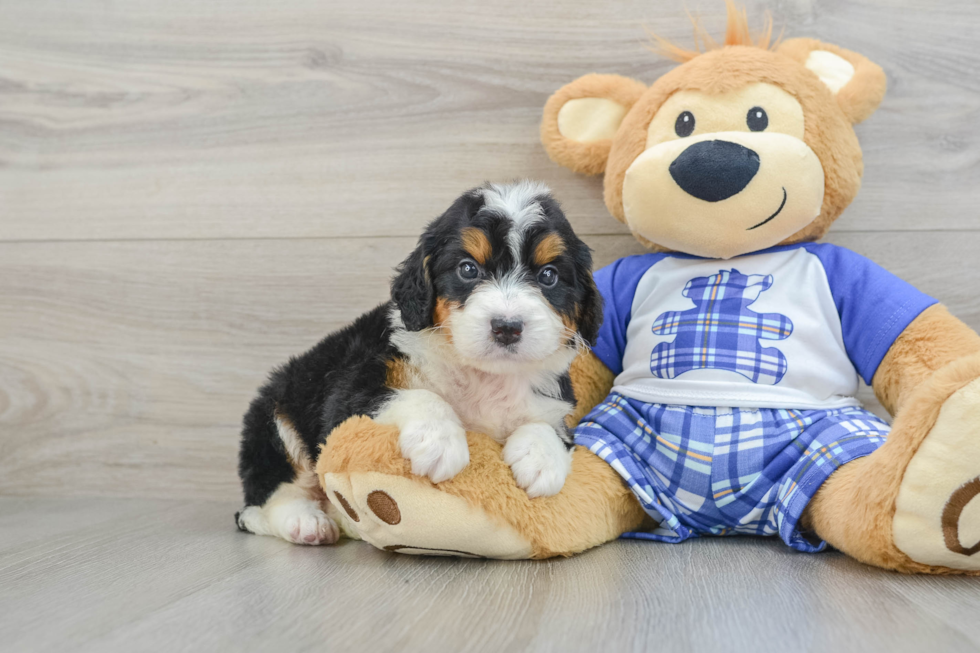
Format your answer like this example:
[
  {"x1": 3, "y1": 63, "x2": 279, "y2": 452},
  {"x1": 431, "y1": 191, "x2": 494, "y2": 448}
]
[
  {"x1": 533, "y1": 232, "x2": 566, "y2": 266},
  {"x1": 460, "y1": 228, "x2": 492, "y2": 265}
]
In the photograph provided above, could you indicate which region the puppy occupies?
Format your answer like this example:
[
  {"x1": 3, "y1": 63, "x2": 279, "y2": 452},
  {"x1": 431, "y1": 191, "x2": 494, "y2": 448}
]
[{"x1": 236, "y1": 181, "x2": 602, "y2": 545}]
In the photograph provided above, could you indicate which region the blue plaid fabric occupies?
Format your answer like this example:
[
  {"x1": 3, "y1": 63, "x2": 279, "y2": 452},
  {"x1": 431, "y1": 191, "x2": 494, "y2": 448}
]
[
  {"x1": 575, "y1": 392, "x2": 890, "y2": 552},
  {"x1": 650, "y1": 269, "x2": 794, "y2": 385}
]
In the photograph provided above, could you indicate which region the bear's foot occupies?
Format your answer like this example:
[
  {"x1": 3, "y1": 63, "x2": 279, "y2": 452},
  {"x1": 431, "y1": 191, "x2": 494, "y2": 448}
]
[
  {"x1": 806, "y1": 355, "x2": 980, "y2": 574},
  {"x1": 893, "y1": 377, "x2": 980, "y2": 571},
  {"x1": 323, "y1": 470, "x2": 533, "y2": 558},
  {"x1": 316, "y1": 415, "x2": 648, "y2": 560}
]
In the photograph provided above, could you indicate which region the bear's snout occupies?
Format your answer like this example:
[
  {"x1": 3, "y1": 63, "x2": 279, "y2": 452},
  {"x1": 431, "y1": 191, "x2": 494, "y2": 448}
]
[{"x1": 669, "y1": 140, "x2": 760, "y2": 202}]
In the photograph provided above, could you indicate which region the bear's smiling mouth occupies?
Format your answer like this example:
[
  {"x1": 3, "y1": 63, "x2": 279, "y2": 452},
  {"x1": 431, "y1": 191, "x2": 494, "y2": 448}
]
[{"x1": 747, "y1": 187, "x2": 788, "y2": 231}]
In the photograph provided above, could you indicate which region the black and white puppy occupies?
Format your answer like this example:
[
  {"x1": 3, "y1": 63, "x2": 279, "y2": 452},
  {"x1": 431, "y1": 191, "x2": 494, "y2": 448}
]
[{"x1": 236, "y1": 181, "x2": 602, "y2": 545}]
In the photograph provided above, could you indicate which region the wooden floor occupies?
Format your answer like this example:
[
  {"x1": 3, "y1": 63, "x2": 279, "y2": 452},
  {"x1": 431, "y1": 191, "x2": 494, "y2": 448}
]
[
  {"x1": 3, "y1": 0, "x2": 980, "y2": 650},
  {"x1": 2, "y1": 497, "x2": 979, "y2": 653}
]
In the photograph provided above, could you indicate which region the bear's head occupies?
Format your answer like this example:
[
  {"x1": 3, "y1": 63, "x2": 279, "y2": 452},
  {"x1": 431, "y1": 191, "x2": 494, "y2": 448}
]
[{"x1": 540, "y1": 3, "x2": 887, "y2": 259}]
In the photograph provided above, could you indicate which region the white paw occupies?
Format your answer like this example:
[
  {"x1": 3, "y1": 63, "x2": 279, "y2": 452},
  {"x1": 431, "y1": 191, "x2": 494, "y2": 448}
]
[
  {"x1": 503, "y1": 423, "x2": 572, "y2": 498},
  {"x1": 270, "y1": 499, "x2": 339, "y2": 545},
  {"x1": 399, "y1": 419, "x2": 469, "y2": 483}
]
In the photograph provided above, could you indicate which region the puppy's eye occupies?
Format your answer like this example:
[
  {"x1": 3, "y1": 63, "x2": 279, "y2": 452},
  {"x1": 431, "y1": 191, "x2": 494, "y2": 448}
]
[
  {"x1": 457, "y1": 259, "x2": 480, "y2": 281},
  {"x1": 747, "y1": 106, "x2": 768, "y2": 132},
  {"x1": 537, "y1": 265, "x2": 559, "y2": 288},
  {"x1": 675, "y1": 111, "x2": 695, "y2": 137}
]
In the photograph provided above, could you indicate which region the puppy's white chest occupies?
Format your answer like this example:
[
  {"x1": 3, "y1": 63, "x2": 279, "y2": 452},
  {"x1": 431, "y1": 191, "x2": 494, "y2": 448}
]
[
  {"x1": 390, "y1": 329, "x2": 574, "y2": 441},
  {"x1": 438, "y1": 369, "x2": 540, "y2": 441}
]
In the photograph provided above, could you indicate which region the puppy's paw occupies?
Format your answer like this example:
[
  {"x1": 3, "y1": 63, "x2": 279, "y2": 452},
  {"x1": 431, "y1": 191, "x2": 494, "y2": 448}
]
[
  {"x1": 267, "y1": 499, "x2": 340, "y2": 545},
  {"x1": 503, "y1": 423, "x2": 572, "y2": 498},
  {"x1": 399, "y1": 419, "x2": 469, "y2": 483},
  {"x1": 284, "y1": 511, "x2": 339, "y2": 545}
]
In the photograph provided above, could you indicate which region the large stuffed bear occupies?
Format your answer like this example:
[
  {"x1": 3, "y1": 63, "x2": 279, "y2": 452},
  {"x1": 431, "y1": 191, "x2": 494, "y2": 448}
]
[{"x1": 318, "y1": 6, "x2": 980, "y2": 574}]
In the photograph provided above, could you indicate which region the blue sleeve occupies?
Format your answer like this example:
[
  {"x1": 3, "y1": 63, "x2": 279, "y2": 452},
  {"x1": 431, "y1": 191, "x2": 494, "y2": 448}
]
[
  {"x1": 592, "y1": 253, "x2": 667, "y2": 375},
  {"x1": 804, "y1": 243, "x2": 938, "y2": 385}
]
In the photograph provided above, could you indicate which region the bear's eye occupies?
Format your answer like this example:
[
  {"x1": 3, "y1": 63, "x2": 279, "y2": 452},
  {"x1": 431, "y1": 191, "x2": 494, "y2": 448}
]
[
  {"x1": 457, "y1": 259, "x2": 480, "y2": 281},
  {"x1": 747, "y1": 106, "x2": 768, "y2": 132},
  {"x1": 674, "y1": 111, "x2": 695, "y2": 137}
]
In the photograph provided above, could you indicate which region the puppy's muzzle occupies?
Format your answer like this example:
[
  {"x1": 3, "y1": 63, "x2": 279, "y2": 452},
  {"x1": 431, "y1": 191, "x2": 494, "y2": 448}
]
[{"x1": 490, "y1": 318, "x2": 523, "y2": 346}]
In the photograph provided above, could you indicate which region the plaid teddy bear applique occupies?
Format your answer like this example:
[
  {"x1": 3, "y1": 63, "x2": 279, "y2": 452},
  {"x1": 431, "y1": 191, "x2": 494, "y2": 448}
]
[{"x1": 650, "y1": 269, "x2": 794, "y2": 385}]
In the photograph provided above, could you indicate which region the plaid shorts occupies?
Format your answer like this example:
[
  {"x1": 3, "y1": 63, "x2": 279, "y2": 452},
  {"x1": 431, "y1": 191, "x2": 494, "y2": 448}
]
[{"x1": 574, "y1": 392, "x2": 890, "y2": 552}]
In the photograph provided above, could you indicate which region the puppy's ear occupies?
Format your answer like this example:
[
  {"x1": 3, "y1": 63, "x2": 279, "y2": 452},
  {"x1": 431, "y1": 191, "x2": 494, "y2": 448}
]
[
  {"x1": 393, "y1": 189, "x2": 484, "y2": 331},
  {"x1": 391, "y1": 238, "x2": 435, "y2": 332},
  {"x1": 571, "y1": 240, "x2": 604, "y2": 347}
]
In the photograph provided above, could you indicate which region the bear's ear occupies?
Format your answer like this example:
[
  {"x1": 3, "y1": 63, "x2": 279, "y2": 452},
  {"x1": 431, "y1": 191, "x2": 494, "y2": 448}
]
[
  {"x1": 777, "y1": 38, "x2": 887, "y2": 125},
  {"x1": 541, "y1": 74, "x2": 648, "y2": 175}
]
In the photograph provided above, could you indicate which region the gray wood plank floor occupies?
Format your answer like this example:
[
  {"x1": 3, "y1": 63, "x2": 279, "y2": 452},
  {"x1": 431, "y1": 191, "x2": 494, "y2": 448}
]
[{"x1": 1, "y1": 497, "x2": 979, "y2": 653}]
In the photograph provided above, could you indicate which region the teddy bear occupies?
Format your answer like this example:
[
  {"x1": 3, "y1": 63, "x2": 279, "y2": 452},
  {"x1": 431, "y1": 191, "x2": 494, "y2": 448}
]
[{"x1": 317, "y1": 4, "x2": 980, "y2": 574}]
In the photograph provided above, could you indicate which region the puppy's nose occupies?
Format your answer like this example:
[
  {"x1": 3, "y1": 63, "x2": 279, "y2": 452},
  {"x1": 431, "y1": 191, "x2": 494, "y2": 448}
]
[
  {"x1": 490, "y1": 318, "x2": 523, "y2": 346},
  {"x1": 669, "y1": 140, "x2": 760, "y2": 202}
]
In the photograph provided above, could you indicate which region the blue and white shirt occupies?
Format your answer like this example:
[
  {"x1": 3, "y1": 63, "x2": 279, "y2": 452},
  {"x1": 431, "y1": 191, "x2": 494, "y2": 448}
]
[{"x1": 593, "y1": 243, "x2": 937, "y2": 410}]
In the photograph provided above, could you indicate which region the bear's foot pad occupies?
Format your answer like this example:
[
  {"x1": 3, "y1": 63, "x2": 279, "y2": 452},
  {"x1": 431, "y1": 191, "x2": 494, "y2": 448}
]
[
  {"x1": 894, "y1": 378, "x2": 980, "y2": 571},
  {"x1": 322, "y1": 471, "x2": 533, "y2": 559}
]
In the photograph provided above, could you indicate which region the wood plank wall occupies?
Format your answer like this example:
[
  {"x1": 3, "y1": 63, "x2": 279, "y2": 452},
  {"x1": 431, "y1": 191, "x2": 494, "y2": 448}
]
[{"x1": 2, "y1": 0, "x2": 978, "y2": 500}]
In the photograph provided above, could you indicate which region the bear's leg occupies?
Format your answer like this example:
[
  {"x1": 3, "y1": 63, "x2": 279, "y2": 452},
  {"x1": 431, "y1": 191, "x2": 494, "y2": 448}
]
[
  {"x1": 803, "y1": 355, "x2": 980, "y2": 574},
  {"x1": 317, "y1": 415, "x2": 648, "y2": 559}
]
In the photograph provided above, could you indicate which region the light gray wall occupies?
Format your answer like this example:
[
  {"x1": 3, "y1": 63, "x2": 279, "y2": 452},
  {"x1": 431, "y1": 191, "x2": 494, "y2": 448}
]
[{"x1": 2, "y1": 0, "x2": 978, "y2": 500}]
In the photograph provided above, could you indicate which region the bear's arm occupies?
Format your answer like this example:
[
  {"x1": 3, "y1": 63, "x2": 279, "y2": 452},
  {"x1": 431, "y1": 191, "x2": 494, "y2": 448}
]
[
  {"x1": 567, "y1": 350, "x2": 616, "y2": 426},
  {"x1": 872, "y1": 304, "x2": 980, "y2": 415}
]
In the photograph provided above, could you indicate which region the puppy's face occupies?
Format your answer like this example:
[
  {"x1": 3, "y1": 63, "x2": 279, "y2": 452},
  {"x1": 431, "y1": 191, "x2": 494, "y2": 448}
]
[{"x1": 392, "y1": 182, "x2": 602, "y2": 374}]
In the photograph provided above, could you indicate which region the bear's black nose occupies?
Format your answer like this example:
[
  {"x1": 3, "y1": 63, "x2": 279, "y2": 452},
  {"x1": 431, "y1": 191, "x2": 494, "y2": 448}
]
[{"x1": 669, "y1": 140, "x2": 760, "y2": 202}]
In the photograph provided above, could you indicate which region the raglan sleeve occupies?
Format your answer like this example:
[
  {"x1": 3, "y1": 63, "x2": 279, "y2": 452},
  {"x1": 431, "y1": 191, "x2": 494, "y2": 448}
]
[
  {"x1": 590, "y1": 256, "x2": 653, "y2": 376},
  {"x1": 806, "y1": 243, "x2": 938, "y2": 385}
]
